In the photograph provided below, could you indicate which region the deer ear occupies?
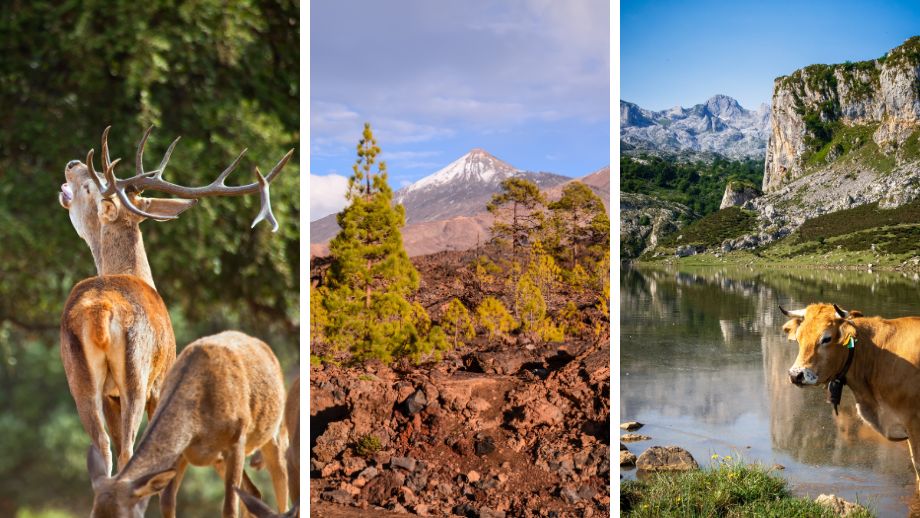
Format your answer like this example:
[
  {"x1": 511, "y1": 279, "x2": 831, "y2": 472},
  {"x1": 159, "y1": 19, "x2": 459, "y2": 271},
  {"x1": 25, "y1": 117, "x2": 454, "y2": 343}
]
[
  {"x1": 98, "y1": 198, "x2": 119, "y2": 223},
  {"x1": 782, "y1": 318, "x2": 801, "y2": 341},
  {"x1": 130, "y1": 468, "x2": 176, "y2": 498},
  {"x1": 235, "y1": 487, "x2": 276, "y2": 518},
  {"x1": 134, "y1": 197, "x2": 198, "y2": 219}
]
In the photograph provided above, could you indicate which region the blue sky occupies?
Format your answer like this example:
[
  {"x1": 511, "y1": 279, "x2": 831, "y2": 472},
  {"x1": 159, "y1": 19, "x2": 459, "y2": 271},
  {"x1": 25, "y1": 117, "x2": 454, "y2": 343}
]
[
  {"x1": 310, "y1": 0, "x2": 610, "y2": 220},
  {"x1": 622, "y1": 0, "x2": 920, "y2": 111}
]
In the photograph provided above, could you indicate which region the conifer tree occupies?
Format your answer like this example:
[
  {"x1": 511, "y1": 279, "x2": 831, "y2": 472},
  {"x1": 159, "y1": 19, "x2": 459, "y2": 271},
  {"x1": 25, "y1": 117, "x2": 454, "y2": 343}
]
[
  {"x1": 548, "y1": 182, "x2": 608, "y2": 268},
  {"x1": 476, "y1": 297, "x2": 516, "y2": 340},
  {"x1": 442, "y1": 298, "x2": 475, "y2": 347},
  {"x1": 487, "y1": 177, "x2": 545, "y2": 256},
  {"x1": 323, "y1": 123, "x2": 427, "y2": 362}
]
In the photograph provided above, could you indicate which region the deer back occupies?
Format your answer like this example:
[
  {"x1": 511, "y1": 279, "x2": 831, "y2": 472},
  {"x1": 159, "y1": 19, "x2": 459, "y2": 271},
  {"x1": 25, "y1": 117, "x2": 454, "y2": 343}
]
[
  {"x1": 61, "y1": 275, "x2": 176, "y2": 395},
  {"x1": 133, "y1": 331, "x2": 285, "y2": 468}
]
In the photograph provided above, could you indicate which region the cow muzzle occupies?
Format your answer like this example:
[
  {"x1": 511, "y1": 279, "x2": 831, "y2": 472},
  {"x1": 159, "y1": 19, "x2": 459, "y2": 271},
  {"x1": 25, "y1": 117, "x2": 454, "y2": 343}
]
[{"x1": 788, "y1": 366, "x2": 818, "y2": 386}]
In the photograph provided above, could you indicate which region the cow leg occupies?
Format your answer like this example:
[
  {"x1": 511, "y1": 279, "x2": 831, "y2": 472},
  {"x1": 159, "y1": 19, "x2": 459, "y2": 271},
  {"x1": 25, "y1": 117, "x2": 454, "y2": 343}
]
[{"x1": 910, "y1": 434, "x2": 920, "y2": 492}]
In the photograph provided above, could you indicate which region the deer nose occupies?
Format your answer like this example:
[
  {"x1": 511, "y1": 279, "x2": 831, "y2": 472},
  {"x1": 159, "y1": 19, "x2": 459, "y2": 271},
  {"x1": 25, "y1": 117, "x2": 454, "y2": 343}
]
[{"x1": 66, "y1": 160, "x2": 81, "y2": 170}]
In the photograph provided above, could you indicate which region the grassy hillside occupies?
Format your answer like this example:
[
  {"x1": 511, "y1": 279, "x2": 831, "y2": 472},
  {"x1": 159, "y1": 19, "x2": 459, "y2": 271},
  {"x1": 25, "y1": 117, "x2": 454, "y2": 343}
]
[{"x1": 621, "y1": 154, "x2": 763, "y2": 216}]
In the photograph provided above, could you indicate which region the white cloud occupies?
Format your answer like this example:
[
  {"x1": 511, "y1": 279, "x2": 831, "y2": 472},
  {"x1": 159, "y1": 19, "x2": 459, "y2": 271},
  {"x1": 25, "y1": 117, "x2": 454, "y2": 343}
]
[{"x1": 310, "y1": 173, "x2": 349, "y2": 221}]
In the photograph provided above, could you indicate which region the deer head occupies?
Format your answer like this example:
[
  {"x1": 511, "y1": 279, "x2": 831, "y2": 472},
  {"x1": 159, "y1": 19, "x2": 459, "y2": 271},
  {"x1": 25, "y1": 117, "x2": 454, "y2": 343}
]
[{"x1": 59, "y1": 126, "x2": 293, "y2": 287}]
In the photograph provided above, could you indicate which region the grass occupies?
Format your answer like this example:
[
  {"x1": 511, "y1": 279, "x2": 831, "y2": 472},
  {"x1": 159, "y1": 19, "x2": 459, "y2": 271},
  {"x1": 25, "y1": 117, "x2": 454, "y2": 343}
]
[
  {"x1": 660, "y1": 208, "x2": 756, "y2": 248},
  {"x1": 621, "y1": 457, "x2": 874, "y2": 518}
]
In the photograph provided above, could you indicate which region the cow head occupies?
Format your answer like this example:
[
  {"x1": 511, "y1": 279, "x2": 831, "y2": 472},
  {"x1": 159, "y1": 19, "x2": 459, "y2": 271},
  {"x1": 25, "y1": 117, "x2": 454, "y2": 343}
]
[{"x1": 779, "y1": 303, "x2": 862, "y2": 386}]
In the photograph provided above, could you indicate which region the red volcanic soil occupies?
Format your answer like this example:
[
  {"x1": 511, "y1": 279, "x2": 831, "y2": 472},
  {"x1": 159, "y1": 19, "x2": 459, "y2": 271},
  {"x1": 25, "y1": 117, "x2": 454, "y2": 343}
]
[{"x1": 310, "y1": 249, "x2": 611, "y2": 517}]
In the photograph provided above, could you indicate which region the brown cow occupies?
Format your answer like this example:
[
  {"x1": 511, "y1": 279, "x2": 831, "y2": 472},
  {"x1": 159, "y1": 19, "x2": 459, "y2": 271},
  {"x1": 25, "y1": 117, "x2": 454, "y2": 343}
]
[{"x1": 781, "y1": 303, "x2": 920, "y2": 489}]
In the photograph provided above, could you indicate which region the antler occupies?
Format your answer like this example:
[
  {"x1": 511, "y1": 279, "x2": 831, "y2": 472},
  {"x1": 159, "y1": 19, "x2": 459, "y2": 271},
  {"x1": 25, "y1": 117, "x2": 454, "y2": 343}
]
[{"x1": 87, "y1": 126, "x2": 293, "y2": 231}]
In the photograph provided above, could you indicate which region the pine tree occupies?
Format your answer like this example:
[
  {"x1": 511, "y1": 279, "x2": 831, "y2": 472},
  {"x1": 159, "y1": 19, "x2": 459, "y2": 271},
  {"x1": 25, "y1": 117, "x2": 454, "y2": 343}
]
[
  {"x1": 476, "y1": 297, "x2": 516, "y2": 340},
  {"x1": 442, "y1": 298, "x2": 475, "y2": 347},
  {"x1": 548, "y1": 182, "x2": 608, "y2": 268},
  {"x1": 487, "y1": 177, "x2": 545, "y2": 256},
  {"x1": 323, "y1": 123, "x2": 427, "y2": 362}
]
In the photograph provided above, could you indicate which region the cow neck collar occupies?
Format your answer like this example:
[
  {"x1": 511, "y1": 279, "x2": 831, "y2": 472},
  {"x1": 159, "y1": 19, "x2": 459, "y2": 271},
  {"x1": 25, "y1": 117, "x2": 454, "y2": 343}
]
[{"x1": 828, "y1": 334, "x2": 857, "y2": 415}]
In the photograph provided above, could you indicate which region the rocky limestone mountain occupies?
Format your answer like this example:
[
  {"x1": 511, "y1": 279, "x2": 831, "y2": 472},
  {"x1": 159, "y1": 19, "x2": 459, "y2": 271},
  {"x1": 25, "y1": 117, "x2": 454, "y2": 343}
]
[
  {"x1": 621, "y1": 95, "x2": 770, "y2": 159},
  {"x1": 763, "y1": 36, "x2": 920, "y2": 192},
  {"x1": 621, "y1": 193, "x2": 693, "y2": 259},
  {"x1": 720, "y1": 181, "x2": 761, "y2": 209},
  {"x1": 311, "y1": 151, "x2": 608, "y2": 257},
  {"x1": 706, "y1": 37, "x2": 920, "y2": 254}
]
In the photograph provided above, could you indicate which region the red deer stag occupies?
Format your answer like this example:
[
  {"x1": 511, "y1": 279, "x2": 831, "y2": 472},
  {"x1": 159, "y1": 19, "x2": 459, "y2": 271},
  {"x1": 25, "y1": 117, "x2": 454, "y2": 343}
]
[
  {"x1": 59, "y1": 127, "x2": 292, "y2": 476},
  {"x1": 87, "y1": 331, "x2": 288, "y2": 518}
]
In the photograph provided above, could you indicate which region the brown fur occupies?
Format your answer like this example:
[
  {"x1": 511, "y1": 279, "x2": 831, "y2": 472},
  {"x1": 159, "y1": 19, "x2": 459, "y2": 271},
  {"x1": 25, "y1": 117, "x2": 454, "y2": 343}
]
[
  {"x1": 87, "y1": 331, "x2": 288, "y2": 518},
  {"x1": 236, "y1": 376, "x2": 300, "y2": 517},
  {"x1": 784, "y1": 303, "x2": 920, "y2": 489},
  {"x1": 61, "y1": 275, "x2": 176, "y2": 476}
]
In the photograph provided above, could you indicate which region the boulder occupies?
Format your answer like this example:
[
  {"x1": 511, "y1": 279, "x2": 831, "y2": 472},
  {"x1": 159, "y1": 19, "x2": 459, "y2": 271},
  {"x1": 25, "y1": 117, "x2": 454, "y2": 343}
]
[
  {"x1": 635, "y1": 446, "x2": 699, "y2": 472},
  {"x1": 815, "y1": 494, "x2": 866, "y2": 516}
]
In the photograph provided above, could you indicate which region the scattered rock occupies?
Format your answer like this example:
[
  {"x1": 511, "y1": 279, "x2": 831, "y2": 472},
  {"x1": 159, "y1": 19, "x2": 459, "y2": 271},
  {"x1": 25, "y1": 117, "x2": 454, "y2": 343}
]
[
  {"x1": 320, "y1": 489, "x2": 354, "y2": 506},
  {"x1": 620, "y1": 421, "x2": 643, "y2": 431},
  {"x1": 636, "y1": 446, "x2": 699, "y2": 472},
  {"x1": 620, "y1": 450, "x2": 637, "y2": 466},
  {"x1": 620, "y1": 433, "x2": 651, "y2": 442},
  {"x1": 400, "y1": 389, "x2": 428, "y2": 416},
  {"x1": 815, "y1": 494, "x2": 866, "y2": 516},
  {"x1": 770, "y1": 463, "x2": 785, "y2": 471},
  {"x1": 475, "y1": 435, "x2": 496, "y2": 456},
  {"x1": 391, "y1": 456, "x2": 417, "y2": 472},
  {"x1": 466, "y1": 470, "x2": 481, "y2": 483}
]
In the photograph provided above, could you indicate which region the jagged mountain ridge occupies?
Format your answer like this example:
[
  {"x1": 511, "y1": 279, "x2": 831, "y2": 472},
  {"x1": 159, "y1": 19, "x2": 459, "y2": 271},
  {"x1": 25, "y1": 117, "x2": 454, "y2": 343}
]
[
  {"x1": 311, "y1": 149, "x2": 571, "y2": 244},
  {"x1": 621, "y1": 94, "x2": 770, "y2": 159}
]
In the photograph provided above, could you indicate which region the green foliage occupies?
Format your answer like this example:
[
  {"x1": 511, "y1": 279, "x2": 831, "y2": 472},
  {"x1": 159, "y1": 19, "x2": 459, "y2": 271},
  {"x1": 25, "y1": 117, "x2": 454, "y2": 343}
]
[
  {"x1": 323, "y1": 123, "x2": 439, "y2": 364},
  {"x1": 515, "y1": 275, "x2": 547, "y2": 335},
  {"x1": 354, "y1": 434, "x2": 382, "y2": 458},
  {"x1": 795, "y1": 200, "x2": 920, "y2": 242},
  {"x1": 663, "y1": 208, "x2": 756, "y2": 248},
  {"x1": 476, "y1": 297, "x2": 516, "y2": 340},
  {"x1": 487, "y1": 177, "x2": 545, "y2": 254},
  {"x1": 0, "y1": 3, "x2": 298, "y2": 516},
  {"x1": 621, "y1": 457, "x2": 873, "y2": 517},
  {"x1": 547, "y1": 181, "x2": 608, "y2": 268},
  {"x1": 620, "y1": 154, "x2": 762, "y2": 216},
  {"x1": 442, "y1": 299, "x2": 475, "y2": 347}
]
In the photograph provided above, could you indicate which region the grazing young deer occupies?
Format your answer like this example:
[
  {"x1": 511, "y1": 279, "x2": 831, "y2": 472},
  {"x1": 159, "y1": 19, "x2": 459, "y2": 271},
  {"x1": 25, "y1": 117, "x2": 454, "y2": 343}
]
[
  {"x1": 87, "y1": 331, "x2": 289, "y2": 518},
  {"x1": 236, "y1": 376, "x2": 300, "y2": 518},
  {"x1": 59, "y1": 127, "x2": 292, "y2": 476}
]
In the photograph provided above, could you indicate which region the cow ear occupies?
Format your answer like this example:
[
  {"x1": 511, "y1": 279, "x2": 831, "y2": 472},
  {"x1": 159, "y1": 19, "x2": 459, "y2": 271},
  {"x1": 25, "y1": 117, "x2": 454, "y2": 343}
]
[
  {"x1": 838, "y1": 321, "x2": 858, "y2": 344},
  {"x1": 782, "y1": 318, "x2": 801, "y2": 341}
]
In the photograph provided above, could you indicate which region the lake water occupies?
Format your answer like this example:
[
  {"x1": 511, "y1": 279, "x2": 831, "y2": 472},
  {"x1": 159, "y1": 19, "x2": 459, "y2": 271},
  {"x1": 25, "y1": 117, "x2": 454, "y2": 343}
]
[{"x1": 620, "y1": 264, "x2": 920, "y2": 517}]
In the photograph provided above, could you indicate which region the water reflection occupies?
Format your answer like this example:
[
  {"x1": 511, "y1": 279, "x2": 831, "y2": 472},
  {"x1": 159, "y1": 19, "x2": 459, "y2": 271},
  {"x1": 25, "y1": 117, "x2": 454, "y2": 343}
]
[{"x1": 621, "y1": 264, "x2": 920, "y2": 517}]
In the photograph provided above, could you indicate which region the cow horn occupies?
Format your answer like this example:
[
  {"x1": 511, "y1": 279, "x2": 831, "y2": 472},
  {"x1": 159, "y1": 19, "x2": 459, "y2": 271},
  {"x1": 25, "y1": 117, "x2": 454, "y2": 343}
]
[
  {"x1": 779, "y1": 305, "x2": 805, "y2": 318},
  {"x1": 834, "y1": 304, "x2": 849, "y2": 319}
]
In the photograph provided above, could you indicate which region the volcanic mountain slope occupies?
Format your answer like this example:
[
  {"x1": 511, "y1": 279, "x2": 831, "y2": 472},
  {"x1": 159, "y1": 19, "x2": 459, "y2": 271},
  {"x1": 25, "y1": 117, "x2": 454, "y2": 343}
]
[
  {"x1": 310, "y1": 248, "x2": 611, "y2": 517},
  {"x1": 311, "y1": 150, "x2": 607, "y2": 257},
  {"x1": 621, "y1": 94, "x2": 770, "y2": 159}
]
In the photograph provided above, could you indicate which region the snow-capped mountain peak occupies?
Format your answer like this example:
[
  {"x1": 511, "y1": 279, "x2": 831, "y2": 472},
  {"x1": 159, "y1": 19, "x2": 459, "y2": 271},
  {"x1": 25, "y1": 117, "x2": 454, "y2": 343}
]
[{"x1": 404, "y1": 148, "x2": 519, "y2": 193}]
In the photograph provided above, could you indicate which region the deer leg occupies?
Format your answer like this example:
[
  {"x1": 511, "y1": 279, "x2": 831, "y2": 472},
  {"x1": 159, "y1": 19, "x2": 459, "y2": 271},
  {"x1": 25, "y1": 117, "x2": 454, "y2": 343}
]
[
  {"x1": 118, "y1": 367, "x2": 148, "y2": 471},
  {"x1": 159, "y1": 456, "x2": 189, "y2": 518},
  {"x1": 70, "y1": 350, "x2": 112, "y2": 477},
  {"x1": 102, "y1": 395, "x2": 123, "y2": 471},
  {"x1": 261, "y1": 435, "x2": 289, "y2": 512},
  {"x1": 217, "y1": 436, "x2": 248, "y2": 518}
]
